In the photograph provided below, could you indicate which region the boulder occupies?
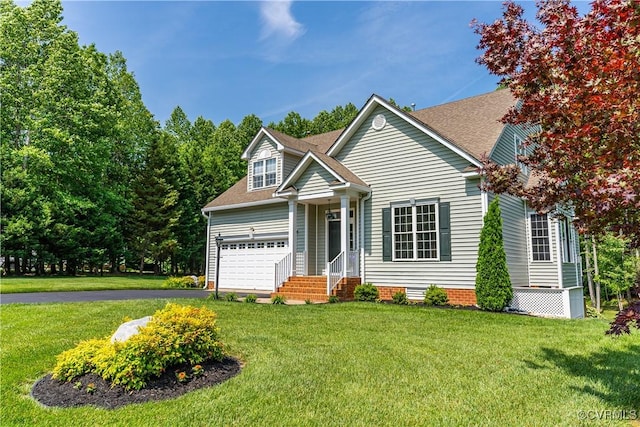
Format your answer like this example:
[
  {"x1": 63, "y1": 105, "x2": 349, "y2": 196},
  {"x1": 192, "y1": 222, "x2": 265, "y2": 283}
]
[{"x1": 110, "y1": 316, "x2": 152, "y2": 343}]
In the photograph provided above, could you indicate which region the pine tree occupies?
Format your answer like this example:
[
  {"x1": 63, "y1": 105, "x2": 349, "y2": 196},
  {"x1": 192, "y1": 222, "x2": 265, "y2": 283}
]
[{"x1": 475, "y1": 197, "x2": 513, "y2": 311}]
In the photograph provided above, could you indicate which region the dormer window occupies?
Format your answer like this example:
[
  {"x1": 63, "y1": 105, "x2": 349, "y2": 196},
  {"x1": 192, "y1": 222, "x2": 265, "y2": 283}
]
[{"x1": 253, "y1": 157, "x2": 277, "y2": 189}]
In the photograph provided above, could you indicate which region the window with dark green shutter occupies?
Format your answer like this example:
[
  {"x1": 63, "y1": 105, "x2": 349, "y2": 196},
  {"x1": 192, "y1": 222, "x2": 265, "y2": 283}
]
[
  {"x1": 382, "y1": 208, "x2": 392, "y2": 261},
  {"x1": 383, "y1": 200, "x2": 451, "y2": 261}
]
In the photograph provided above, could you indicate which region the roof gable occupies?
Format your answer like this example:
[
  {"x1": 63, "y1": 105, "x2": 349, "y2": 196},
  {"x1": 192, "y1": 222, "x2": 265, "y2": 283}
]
[
  {"x1": 327, "y1": 91, "x2": 516, "y2": 166},
  {"x1": 241, "y1": 127, "x2": 318, "y2": 160},
  {"x1": 275, "y1": 151, "x2": 368, "y2": 196}
]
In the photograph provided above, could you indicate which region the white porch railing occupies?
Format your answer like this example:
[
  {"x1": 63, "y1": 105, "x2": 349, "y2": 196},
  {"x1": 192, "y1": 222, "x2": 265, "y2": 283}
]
[
  {"x1": 327, "y1": 251, "x2": 344, "y2": 295},
  {"x1": 274, "y1": 253, "x2": 292, "y2": 292},
  {"x1": 295, "y1": 251, "x2": 307, "y2": 276},
  {"x1": 326, "y1": 251, "x2": 360, "y2": 295}
]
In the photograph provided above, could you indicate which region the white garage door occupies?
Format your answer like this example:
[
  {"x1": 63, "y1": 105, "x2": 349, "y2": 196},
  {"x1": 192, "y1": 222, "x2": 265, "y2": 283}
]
[{"x1": 218, "y1": 240, "x2": 288, "y2": 291}]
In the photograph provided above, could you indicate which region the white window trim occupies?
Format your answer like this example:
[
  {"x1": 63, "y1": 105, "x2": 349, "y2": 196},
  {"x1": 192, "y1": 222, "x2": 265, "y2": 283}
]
[
  {"x1": 391, "y1": 199, "x2": 440, "y2": 261},
  {"x1": 529, "y1": 212, "x2": 553, "y2": 263},
  {"x1": 559, "y1": 218, "x2": 575, "y2": 264},
  {"x1": 252, "y1": 157, "x2": 277, "y2": 190},
  {"x1": 514, "y1": 134, "x2": 528, "y2": 175}
]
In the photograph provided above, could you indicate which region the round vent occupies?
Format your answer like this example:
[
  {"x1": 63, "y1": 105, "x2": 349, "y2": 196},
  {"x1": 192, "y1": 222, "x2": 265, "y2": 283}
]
[{"x1": 372, "y1": 113, "x2": 386, "y2": 131}]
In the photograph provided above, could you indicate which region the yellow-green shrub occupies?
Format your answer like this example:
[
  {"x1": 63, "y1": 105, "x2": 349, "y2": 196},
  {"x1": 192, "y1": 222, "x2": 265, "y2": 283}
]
[
  {"x1": 52, "y1": 338, "x2": 107, "y2": 382},
  {"x1": 51, "y1": 304, "x2": 224, "y2": 390}
]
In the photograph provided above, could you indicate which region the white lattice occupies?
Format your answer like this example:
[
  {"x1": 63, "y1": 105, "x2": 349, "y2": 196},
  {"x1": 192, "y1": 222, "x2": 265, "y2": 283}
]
[{"x1": 511, "y1": 288, "x2": 566, "y2": 317}]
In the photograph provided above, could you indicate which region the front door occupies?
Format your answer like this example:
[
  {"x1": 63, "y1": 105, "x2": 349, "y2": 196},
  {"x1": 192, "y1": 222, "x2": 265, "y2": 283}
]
[{"x1": 328, "y1": 219, "x2": 341, "y2": 262}]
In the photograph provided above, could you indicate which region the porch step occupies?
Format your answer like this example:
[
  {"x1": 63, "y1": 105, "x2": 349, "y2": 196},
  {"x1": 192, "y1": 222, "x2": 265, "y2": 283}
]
[{"x1": 271, "y1": 276, "x2": 361, "y2": 303}]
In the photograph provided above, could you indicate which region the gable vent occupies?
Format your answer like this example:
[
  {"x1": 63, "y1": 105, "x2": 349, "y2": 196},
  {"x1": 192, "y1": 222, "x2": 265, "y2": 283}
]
[{"x1": 372, "y1": 113, "x2": 386, "y2": 131}]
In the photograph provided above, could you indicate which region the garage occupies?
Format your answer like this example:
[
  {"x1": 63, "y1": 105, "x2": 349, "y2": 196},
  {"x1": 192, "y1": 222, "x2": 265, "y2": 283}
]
[{"x1": 217, "y1": 240, "x2": 288, "y2": 291}]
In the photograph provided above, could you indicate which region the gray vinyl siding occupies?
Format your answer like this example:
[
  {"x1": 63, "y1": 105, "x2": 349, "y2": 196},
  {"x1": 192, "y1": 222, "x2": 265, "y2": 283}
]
[
  {"x1": 247, "y1": 138, "x2": 281, "y2": 191},
  {"x1": 526, "y1": 207, "x2": 560, "y2": 287},
  {"x1": 489, "y1": 193, "x2": 529, "y2": 286},
  {"x1": 334, "y1": 106, "x2": 484, "y2": 289},
  {"x1": 295, "y1": 164, "x2": 336, "y2": 197},
  {"x1": 489, "y1": 124, "x2": 529, "y2": 165},
  {"x1": 206, "y1": 203, "x2": 288, "y2": 280},
  {"x1": 283, "y1": 153, "x2": 302, "y2": 178},
  {"x1": 296, "y1": 203, "x2": 305, "y2": 252},
  {"x1": 562, "y1": 262, "x2": 579, "y2": 287}
]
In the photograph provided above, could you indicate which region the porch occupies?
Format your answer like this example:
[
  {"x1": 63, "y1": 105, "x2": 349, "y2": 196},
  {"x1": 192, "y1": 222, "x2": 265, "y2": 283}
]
[{"x1": 272, "y1": 193, "x2": 365, "y2": 301}]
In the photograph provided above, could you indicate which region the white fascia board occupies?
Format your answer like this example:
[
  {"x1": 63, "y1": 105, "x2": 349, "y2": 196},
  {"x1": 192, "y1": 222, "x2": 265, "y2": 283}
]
[
  {"x1": 282, "y1": 147, "x2": 306, "y2": 157},
  {"x1": 462, "y1": 171, "x2": 481, "y2": 178},
  {"x1": 201, "y1": 198, "x2": 284, "y2": 213},
  {"x1": 327, "y1": 95, "x2": 483, "y2": 168},
  {"x1": 241, "y1": 128, "x2": 284, "y2": 160},
  {"x1": 273, "y1": 188, "x2": 297, "y2": 198},
  {"x1": 328, "y1": 182, "x2": 371, "y2": 194}
]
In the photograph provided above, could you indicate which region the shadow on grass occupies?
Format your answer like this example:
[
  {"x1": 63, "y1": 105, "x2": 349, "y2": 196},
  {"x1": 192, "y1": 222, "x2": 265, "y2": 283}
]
[{"x1": 525, "y1": 344, "x2": 640, "y2": 408}]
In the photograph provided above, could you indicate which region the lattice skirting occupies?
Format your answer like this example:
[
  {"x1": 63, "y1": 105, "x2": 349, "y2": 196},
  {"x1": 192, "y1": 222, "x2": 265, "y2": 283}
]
[{"x1": 510, "y1": 286, "x2": 585, "y2": 319}]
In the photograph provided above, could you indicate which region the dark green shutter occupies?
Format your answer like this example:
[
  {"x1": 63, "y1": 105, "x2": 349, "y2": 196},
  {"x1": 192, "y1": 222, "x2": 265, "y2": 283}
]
[
  {"x1": 439, "y1": 202, "x2": 451, "y2": 261},
  {"x1": 382, "y1": 207, "x2": 392, "y2": 261}
]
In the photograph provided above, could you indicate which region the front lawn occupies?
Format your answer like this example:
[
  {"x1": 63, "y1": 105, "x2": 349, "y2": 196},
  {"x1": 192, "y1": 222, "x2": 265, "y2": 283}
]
[
  {"x1": 0, "y1": 275, "x2": 169, "y2": 294},
  {"x1": 1, "y1": 300, "x2": 638, "y2": 426}
]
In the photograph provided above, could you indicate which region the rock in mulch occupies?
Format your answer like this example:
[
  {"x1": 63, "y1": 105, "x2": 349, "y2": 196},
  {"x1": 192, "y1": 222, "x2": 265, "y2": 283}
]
[{"x1": 31, "y1": 356, "x2": 241, "y2": 409}]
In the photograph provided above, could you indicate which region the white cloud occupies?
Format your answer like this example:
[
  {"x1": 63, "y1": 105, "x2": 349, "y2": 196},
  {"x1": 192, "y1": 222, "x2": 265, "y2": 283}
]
[{"x1": 260, "y1": 1, "x2": 305, "y2": 41}]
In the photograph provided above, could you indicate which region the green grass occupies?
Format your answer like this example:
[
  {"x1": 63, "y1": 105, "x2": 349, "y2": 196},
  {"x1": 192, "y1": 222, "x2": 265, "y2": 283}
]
[
  {"x1": 1, "y1": 300, "x2": 639, "y2": 426},
  {"x1": 0, "y1": 275, "x2": 169, "y2": 294}
]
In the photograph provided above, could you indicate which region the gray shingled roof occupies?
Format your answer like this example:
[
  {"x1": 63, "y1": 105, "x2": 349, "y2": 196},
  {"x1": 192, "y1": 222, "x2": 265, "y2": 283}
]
[
  {"x1": 204, "y1": 90, "x2": 516, "y2": 210},
  {"x1": 409, "y1": 89, "x2": 516, "y2": 161}
]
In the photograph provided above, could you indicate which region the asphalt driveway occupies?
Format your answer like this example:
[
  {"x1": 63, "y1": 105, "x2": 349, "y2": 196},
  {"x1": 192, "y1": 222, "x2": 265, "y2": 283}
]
[{"x1": 0, "y1": 289, "x2": 269, "y2": 305}]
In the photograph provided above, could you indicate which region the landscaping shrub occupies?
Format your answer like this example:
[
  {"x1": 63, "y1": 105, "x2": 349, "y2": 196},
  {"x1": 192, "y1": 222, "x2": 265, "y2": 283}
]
[
  {"x1": 244, "y1": 294, "x2": 257, "y2": 303},
  {"x1": 224, "y1": 292, "x2": 238, "y2": 302},
  {"x1": 475, "y1": 197, "x2": 513, "y2": 311},
  {"x1": 424, "y1": 285, "x2": 449, "y2": 306},
  {"x1": 271, "y1": 295, "x2": 286, "y2": 305},
  {"x1": 163, "y1": 276, "x2": 198, "y2": 289},
  {"x1": 354, "y1": 283, "x2": 379, "y2": 302},
  {"x1": 392, "y1": 291, "x2": 409, "y2": 305},
  {"x1": 51, "y1": 303, "x2": 224, "y2": 390},
  {"x1": 51, "y1": 339, "x2": 107, "y2": 382},
  {"x1": 328, "y1": 295, "x2": 340, "y2": 304}
]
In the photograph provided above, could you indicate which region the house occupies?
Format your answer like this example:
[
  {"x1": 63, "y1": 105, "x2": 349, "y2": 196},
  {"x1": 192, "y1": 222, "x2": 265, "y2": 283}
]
[{"x1": 202, "y1": 90, "x2": 585, "y2": 318}]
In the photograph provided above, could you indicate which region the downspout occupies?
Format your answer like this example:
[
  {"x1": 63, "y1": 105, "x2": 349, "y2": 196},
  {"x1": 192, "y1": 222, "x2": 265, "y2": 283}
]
[
  {"x1": 360, "y1": 191, "x2": 372, "y2": 283},
  {"x1": 202, "y1": 210, "x2": 211, "y2": 289}
]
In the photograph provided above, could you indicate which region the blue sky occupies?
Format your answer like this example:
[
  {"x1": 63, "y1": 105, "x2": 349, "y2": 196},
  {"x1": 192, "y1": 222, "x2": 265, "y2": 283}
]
[{"x1": 52, "y1": 1, "x2": 590, "y2": 127}]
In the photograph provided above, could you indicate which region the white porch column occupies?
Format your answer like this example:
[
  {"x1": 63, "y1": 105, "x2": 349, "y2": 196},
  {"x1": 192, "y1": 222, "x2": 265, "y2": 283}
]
[
  {"x1": 340, "y1": 195, "x2": 349, "y2": 276},
  {"x1": 288, "y1": 199, "x2": 297, "y2": 276}
]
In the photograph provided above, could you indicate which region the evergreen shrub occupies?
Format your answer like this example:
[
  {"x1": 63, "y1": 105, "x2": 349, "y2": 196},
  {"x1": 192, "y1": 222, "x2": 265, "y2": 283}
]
[
  {"x1": 424, "y1": 285, "x2": 448, "y2": 306},
  {"x1": 475, "y1": 197, "x2": 513, "y2": 311},
  {"x1": 354, "y1": 283, "x2": 379, "y2": 302}
]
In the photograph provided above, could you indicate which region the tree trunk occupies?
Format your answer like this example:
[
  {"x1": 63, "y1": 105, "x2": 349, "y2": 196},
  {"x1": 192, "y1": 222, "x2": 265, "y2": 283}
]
[
  {"x1": 592, "y1": 237, "x2": 601, "y2": 312},
  {"x1": 584, "y1": 236, "x2": 596, "y2": 307}
]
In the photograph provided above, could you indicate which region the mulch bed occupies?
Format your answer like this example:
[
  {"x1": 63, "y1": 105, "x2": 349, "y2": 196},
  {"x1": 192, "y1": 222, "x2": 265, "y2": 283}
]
[{"x1": 31, "y1": 356, "x2": 241, "y2": 409}]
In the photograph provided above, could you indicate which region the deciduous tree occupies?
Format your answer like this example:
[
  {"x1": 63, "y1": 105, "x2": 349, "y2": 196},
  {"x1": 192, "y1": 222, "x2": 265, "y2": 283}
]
[{"x1": 472, "y1": 0, "x2": 640, "y2": 246}]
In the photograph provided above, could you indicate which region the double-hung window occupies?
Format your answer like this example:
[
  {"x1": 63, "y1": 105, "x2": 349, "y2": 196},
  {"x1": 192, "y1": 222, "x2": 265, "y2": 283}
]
[
  {"x1": 559, "y1": 218, "x2": 574, "y2": 263},
  {"x1": 530, "y1": 213, "x2": 551, "y2": 261},
  {"x1": 392, "y1": 201, "x2": 438, "y2": 260},
  {"x1": 252, "y1": 158, "x2": 276, "y2": 189}
]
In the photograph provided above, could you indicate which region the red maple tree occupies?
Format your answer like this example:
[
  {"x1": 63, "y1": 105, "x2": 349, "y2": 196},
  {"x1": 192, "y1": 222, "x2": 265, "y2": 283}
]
[{"x1": 472, "y1": 0, "x2": 640, "y2": 246}]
